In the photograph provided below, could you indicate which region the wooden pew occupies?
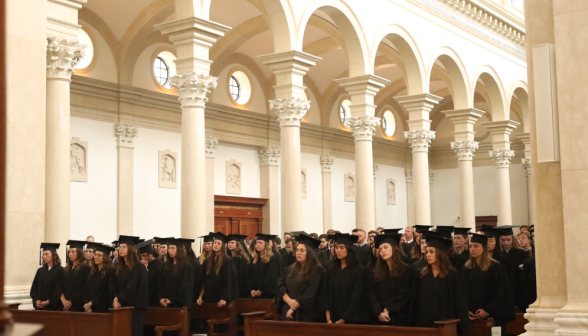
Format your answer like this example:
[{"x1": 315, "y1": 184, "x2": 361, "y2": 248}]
[
  {"x1": 505, "y1": 313, "x2": 528, "y2": 335},
  {"x1": 8, "y1": 304, "x2": 132, "y2": 336},
  {"x1": 144, "y1": 306, "x2": 189, "y2": 336},
  {"x1": 191, "y1": 302, "x2": 237, "y2": 336},
  {"x1": 234, "y1": 299, "x2": 277, "y2": 335},
  {"x1": 243, "y1": 313, "x2": 459, "y2": 336},
  {"x1": 458, "y1": 318, "x2": 495, "y2": 336}
]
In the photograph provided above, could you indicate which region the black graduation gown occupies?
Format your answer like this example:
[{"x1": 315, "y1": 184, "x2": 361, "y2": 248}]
[
  {"x1": 401, "y1": 241, "x2": 414, "y2": 257},
  {"x1": 191, "y1": 259, "x2": 202, "y2": 302},
  {"x1": 249, "y1": 254, "x2": 281, "y2": 299},
  {"x1": 516, "y1": 257, "x2": 536, "y2": 312},
  {"x1": 326, "y1": 264, "x2": 371, "y2": 323},
  {"x1": 231, "y1": 255, "x2": 251, "y2": 298},
  {"x1": 450, "y1": 253, "x2": 468, "y2": 270},
  {"x1": 354, "y1": 244, "x2": 372, "y2": 266},
  {"x1": 58, "y1": 264, "x2": 91, "y2": 312},
  {"x1": 30, "y1": 265, "x2": 63, "y2": 310},
  {"x1": 158, "y1": 263, "x2": 193, "y2": 308},
  {"x1": 503, "y1": 248, "x2": 530, "y2": 268},
  {"x1": 317, "y1": 249, "x2": 330, "y2": 266},
  {"x1": 283, "y1": 253, "x2": 296, "y2": 269},
  {"x1": 276, "y1": 265, "x2": 324, "y2": 322},
  {"x1": 369, "y1": 263, "x2": 419, "y2": 326},
  {"x1": 84, "y1": 268, "x2": 114, "y2": 313},
  {"x1": 459, "y1": 249, "x2": 470, "y2": 259},
  {"x1": 199, "y1": 257, "x2": 238, "y2": 304},
  {"x1": 412, "y1": 257, "x2": 427, "y2": 272},
  {"x1": 147, "y1": 259, "x2": 164, "y2": 307},
  {"x1": 274, "y1": 251, "x2": 284, "y2": 271},
  {"x1": 112, "y1": 263, "x2": 149, "y2": 310},
  {"x1": 417, "y1": 269, "x2": 470, "y2": 333},
  {"x1": 460, "y1": 262, "x2": 516, "y2": 326}
]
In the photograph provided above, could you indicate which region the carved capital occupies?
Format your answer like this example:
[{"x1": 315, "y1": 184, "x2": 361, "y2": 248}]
[
  {"x1": 522, "y1": 158, "x2": 532, "y2": 176},
  {"x1": 205, "y1": 136, "x2": 219, "y2": 158},
  {"x1": 405, "y1": 168, "x2": 413, "y2": 183},
  {"x1": 269, "y1": 97, "x2": 310, "y2": 127},
  {"x1": 46, "y1": 36, "x2": 86, "y2": 81},
  {"x1": 345, "y1": 116, "x2": 380, "y2": 141},
  {"x1": 489, "y1": 150, "x2": 515, "y2": 167},
  {"x1": 259, "y1": 146, "x2": 281, "y2": 166},
  {"x1": 320, "y1": 155, "x2": 334, "y2": 173},
  {"x1": 404, "y1": 130, "x2": 436, "y2": 152},
  {"x1": 450, "y1": 141, "x2": 479, "y2": 161},
  {"x1": 170, "y1": 73, "x2": 217, "y2": 108},
  {"x1": 115, "y1": 124, "x2": 138, "y2": 148}
]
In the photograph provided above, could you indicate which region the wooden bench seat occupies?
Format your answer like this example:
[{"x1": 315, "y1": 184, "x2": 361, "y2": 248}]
[
  {"x1": 144, "y1": 306, "x2": 189, "y2": 336},
  {"x1": 458, "y1": 318, "x2": 495, "y2": 336},
  {"x1": 234, "y1": 299, "x2": 277, "y2": 334},
  {"x1": 191, "y1": 302, "x2": 237, "y2": 336}
]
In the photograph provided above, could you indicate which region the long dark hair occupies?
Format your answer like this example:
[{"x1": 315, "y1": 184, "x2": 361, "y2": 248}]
[
  {"x1": 65, "y1": 248, "x2": 87, "y2": 271},
  {"x1": 185, "y1": 246, "x2": 198, "y2": 265},
  {"x1": 411, "y1": 234, "x2": 422, "y2": 259},
  {"x1": 288, "y1": 244, "x2": 321, "y2": 282},
  {"x1": 90, "y1": 251, "x2": 113, "y2": 276},
  {"x1": 165, "y1": 244, "x2": 189, "y2": 272},
  {"x1": 328, "y1": 244, "x2": 358, "y2": 274},
  {"x1": 207, "y1": 242, "x2": 228, "y2": 275},
  {"x1": 115, "y1": 245, "x2": 139, "y2": 275},
  {"x1": 43, "y1": 251, "x2": 61, "y2": 267},
  {"x1": 373, "y1": 244, "x2": 406, "y2": 282},
  {"x1": 421, "y1": 247, "x2": 453, "y2": 278}
]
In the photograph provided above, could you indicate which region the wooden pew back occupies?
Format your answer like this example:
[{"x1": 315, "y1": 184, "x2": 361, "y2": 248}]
[
  {"x1": 192, "y1": 302, "x2": 237, "y2": 336},
  {"x1": 144, "y1": 307, "x2": 189, "y2": 336},
  {"x1": 458, "y1": 318, "x2": 495, "y2": 336}
]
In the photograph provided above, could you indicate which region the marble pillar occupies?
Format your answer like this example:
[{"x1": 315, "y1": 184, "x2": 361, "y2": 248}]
[
  {"x1": 115, "y1": 124, "x2": 138, "y2": 235},
  {"x1": 396, "y1": 94, "x2": 442, "y2": 226},
  {"x1": 320, "y1": 155, "x2": 334, "y2": 232},
  {"x1": 518, "y1": 133, "x2": 535, "y2": 226},
  {"x1": 443, "y1": 109, "x2": 486, "y2": 230},
  {"x1": 205, "y1": 136, "x2": 218, "y2": 234},
  {"x1": 482, "y1": 120, "x2": 520, "y2": 226},
  {"x1": 335, "y1": 75, "x2": 389, "y2": 232},
  {"x1": 405, "y1": 168, "x2": 415, "y2": 227},
  {"x1": 259, "y1": 147, "x2": 280, "y2": 234},
  {"x1": 45, "y1": 37, "x2": 85, "y2": 245}
]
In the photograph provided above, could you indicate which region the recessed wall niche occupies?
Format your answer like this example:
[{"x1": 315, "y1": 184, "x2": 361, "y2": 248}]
[
  {"x1": 344, "y1": 173, "x2": 355, "y2": 202},
  {"x1": 70, "y1": 137, "x2": 88, "y2": 182},
  {"x1": 386, "y1": 179, "x2": 396, "y2": 205},
  {"x1": 158, "y1": 149, "x2": 177, "y2": 189},
  {"x1": 226, "y1": 159, "x2": 242, "y2": 194}
]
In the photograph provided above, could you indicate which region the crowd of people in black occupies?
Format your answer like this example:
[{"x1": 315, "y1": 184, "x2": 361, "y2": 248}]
[{"x1": 30, "y1": 224, "x2": 536, "y2": 336}]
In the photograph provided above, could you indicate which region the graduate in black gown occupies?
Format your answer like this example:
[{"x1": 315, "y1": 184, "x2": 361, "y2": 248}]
[
  {"x1": 196, "y1": 232, "x2": 238, "y2": 306},
  {"x1": 353, "y1": 230, "x2": 372, "y2": 266},
  {"x1": 138, "y1": 240, "x2": 164, "y2": 307},
  {"x1": 316, "y1": 234, "x2": 331, "y2": 266},
  {"x1": 381, "y1": 229, "x2": 412, "y2": 264},
  {"x1": 112, "y1": 235, "x2": 149, "y2": 336},
  {"x1": 417, "y1": 235, "x2": 470, "y2": 332},
  {"x1": 31, "y1": 243, "x2": 63, "y2": 310},
  {"x1": 270, "y1": 238, "x2": 284, "y2": 271},
  {"x1": 282, "y1": 238, "x2": 297, "y2": 269},
  {"x1": 409, "y1": 225, "x2": 432, "y2": 266},
  {"x1": 158, "y1": 238, "x2": 194, "y2": 308},
  {"x1": 428, "y1": 230, "x2": 468, "y2": 270},
  {"x1": 227, "y1": 234, "x2": 251, "y2": 298},
  {"x1": 461, "y1": 233, "x2": 516, "y2": 328},
  {"x1": 369, "y1": 234, "x2": 418, "y2": 326},
  {"x1": 497, "y1": 226, "x2": 530, "y2": 267},
  {"x1": 198, "y1": 233, "x2": 214, "y2": 265},
  {"x1": 325, "y1": 233, "x2": 371, "y2": 324},
  {"x1": 58, "y1": 240, "x2": 91, "y2": 312},
  {"x1": 276, "y1": 234, "x2": 324, "y2": 322},
  {"x1": 83, "y1": 243, "x2": 114, "y2": 313},
  {"x1": 249, "y1": 233, "x2": 281, "y2": 299},
  {"x1": 177, "y1": 237, "x2": 200, "y2": 303},
  {"x1": 411, "y1": 235, "x2": 428, "y2": 271}
]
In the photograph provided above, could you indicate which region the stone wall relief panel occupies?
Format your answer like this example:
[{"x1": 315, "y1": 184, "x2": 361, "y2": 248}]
[
  {"x1": 301, "y1": 169, "x2": 307, "y2": 199},
  {"x1": 344, "y1": 173, "x2": 355, "y2": 202},
  {"x1": 386, "y1": 179, "x2": 396, "y2": 205},
  {"x1": 226, "y1": 159, "x2": 242, "y2": 194},
  {"x1": 159, "y1": 149, "x2": 178, "y2": 189},
  {"x1": 70, "y1": 137, "x2": 88, "y2": 182}
]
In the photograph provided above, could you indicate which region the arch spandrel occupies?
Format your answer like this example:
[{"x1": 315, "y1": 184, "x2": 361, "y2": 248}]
[{"x1": 427, "y1": 46, "x2": 471, "y2": 110}]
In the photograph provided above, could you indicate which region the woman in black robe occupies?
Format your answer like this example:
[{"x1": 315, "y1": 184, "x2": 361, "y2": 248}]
[
  {"x1": 276, "y1": 234, "x2": 324, "y2": 322},
  {"x1": 325, "y1": 233, "x2": 371, "y2": 324},
  {"x1": 249, "y1": 234, "x2": 281, "y2": 299},
  {"x1": 369, "y1": 234, "x2": 418, "y2": 326},
  {"x1": 270, "y1": 238, "x2": 284, "y2": 271},
  {"x1": 497, "y1": 227, "x2": 530, "y2": 267},
  {"x1": 177, "y1": 238, "x2": 201, "y2": 303},
  {"x1": 158, "y1": 238, "x2": 194, "y2": 308},
  {"x1": 411, "y1": 236, "x2": 428, "y2": 271},
  {"x1": 227, "y1": 234, "x2": 251, "y2": 298},
  {"x1": 58, "y1": 240, "x2": 91, "y2": 312},
  {"x1": 138, "y1": 240, "x2": 164, "y2": 307},
  {"x1": 453, "y1": 228, "x2": 470, "y2": 259},
  {"x1": 83, "y1": 243, "x2": 114, "y2": 313},
  {"x1": 461, "y1": 233, "x2": 516, "y2": 328},
  {"x1": 417, "y1": 236, "x2": 470, "y2": 333},
  {"x1": 112, "y1": 236, "x2": 149, "y2": 336},
  {"x1": 197, "y1": 232, "x2": 238, "y2": 306},
  {"x1": 31, "y1": 243, "x2": 63, "y2": 310}
]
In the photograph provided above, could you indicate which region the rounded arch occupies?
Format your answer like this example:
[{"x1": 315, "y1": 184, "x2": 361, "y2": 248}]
[
  {"x1": 427, "y1": 47, "x2": 471, "y2": 109},
  {"x1": 371, "y1": 24, "x2": 426, "y2": 95},
  {"x1": 297, "y1": 0, "x2": 370, "y2": 77},
  {"x1": 471, "y1": 65, "x2": 508, "y2": 121},
  {"x1": 508, "y1": 80, "x2": 529, "y2": 132}
]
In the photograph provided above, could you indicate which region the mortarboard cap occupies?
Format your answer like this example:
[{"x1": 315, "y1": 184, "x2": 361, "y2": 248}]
[
  {"x1": 428, "y1": 230, "x2": 452, "y2": 240},
  {"x1": 111, "y1": 240, "x2": 119, "y2": 248},
  {"x1": 136, "y1": 240, "x2": 155, "y2": 254},
  {"x1": 470, "y1": 233, "x2": 488, "y2": 246},
  {"x1": 198, "y1": 233, "x2": 215, "y2": 243},
  {"x1": 374, "y1": 234, "x2": 401, "y2": 248},
  {"x1": 481, "y1": 226, "x2": 501, "y2": 239},
  {"x1": 40, "y1": 243, "x2": 60, "y2": 252},
  {"x1": 154, "y1": 237, "x2": 173, "y2": 245},
  {"x1": 296, "y1": 233, "x2": 321, "y2": 250},
  {"x1": 425, "y1": 235, "x2": 453, "y2": 251},
  {"x1": 66, "y1": 240, "x2": 86, "y2": 249},
  {"x1": 87, "y1": 243, "x2": 114, "y2": 256},
  {"x1": 436, "y1": 225, "x2": 455, "y2": 233},
  {"x1": 255, "y1": 233, "x2": 277, "y2": 243},
  {"x1": 332, "y1": 233, "x2": 358, "y2": 248},
  {"x1": 495, "y1": 226, "x2": 515, "y2": 236},
  {"x1": 213, "y1": 232, "x2": 229, "y2": 244},
  {"x1": 381, "y1": 228, "x2": 402, "y2": 234},
  {"x1": 118, "y1": 235, "x2": 141, "y2": 247},
  {"x1": 454, "y1": 228, "x2": 471, "y2": 236},
  {"x1": 227, "y1": 234, "x2": 248, "y2": 242},
  {"x1": 177, "y1": 238, "x2": 195, "y2": 248},
  {"x1": 413, "y1": 225, "x2": 433, "y2": 234},
  {"x1": 290, "y1": 231, "x2": 308, "y2": 238}
]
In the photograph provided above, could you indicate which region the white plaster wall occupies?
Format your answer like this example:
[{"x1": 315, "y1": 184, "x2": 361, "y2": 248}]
[
  {"x1": 70, "y1": 117, "x2": 118, "y2": 243},
  {"x1": 211, "y1": 63, "x2": 268, "y2": 114},
  {"x1": 79, "y1": 20, "x2": 118, "y2": 83},
  {"x1": 375, "y1": 164, "x2": 408, "y2": 229},
  {"x1": 301, "y1": 153, "x2": 323, "y2": 234},
  {"x1": 132, "y1": 43, "x2": 173, "y2": 92},
  {"x1": 330, "y1": 157, "x2": 356, "y2": 233},
  {"x1": 214, "y1": 143, "x2": 261, "y2": 198}
]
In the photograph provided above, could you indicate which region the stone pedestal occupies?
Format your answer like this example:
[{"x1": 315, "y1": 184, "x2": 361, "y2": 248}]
[
  {"x1": 115, "y1": 124, "x2": 138, "y2": 235},
  {"x1": 259, "y1": 147, "x2": 280, "y2": 234},
  {"x1": 320, "y1": 155, "x2": 334, "y2": 232},
  {"x1": 206, "y1": 136, "x2": 218, "y2": 234}
]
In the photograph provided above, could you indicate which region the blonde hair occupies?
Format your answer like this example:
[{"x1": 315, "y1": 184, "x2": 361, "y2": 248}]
[
  {"x1": 357, "y1": 229, "x2": 366, "y2": 235},
  {"x1": 464, "y1": 245, "x2": 496, "y2": 272},
  {"x1": 252, "y1": 241, "x2": 273, "y2": 264},
  {"x1": 198, "y1": 249, "x2": 212, "y2": 264},
  {"x1": 500, "y1": 234, "x2": 523, "y2": 251}
]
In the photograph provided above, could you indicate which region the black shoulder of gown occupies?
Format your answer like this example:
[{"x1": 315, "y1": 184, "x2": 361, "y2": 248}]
[
  {"x1": 279, "y1": 264, "x2": 325, "y2": 322},
  {"x1": 30, "y1": 265, "x2": 63, "y2": 310},
  {"x1": 114, "y1": 262, "x2": 149, "y2": 309},
  {"x1": 326, "y1": 264, "x2": 371, "y2": 323},
  {"x1": 369, "y1": 263, "x2": 419, "y2": 326}
]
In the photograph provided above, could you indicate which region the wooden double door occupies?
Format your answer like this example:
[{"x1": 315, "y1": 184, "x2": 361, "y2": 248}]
[{"x1": 214, "y1": 195, "x2": 268, "y2": 242}]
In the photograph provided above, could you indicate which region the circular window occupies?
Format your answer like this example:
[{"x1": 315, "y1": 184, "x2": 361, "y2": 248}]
[
  {"x1": 74, "y1": 29, "x2": 93, "y2": 70},
  {"x1": 382, "y1": 110, "x2": 396, "y2": 137},
  {"x1": 228, "y1": 70, "x2": 251, "y2": 105},
  {"x1": 154, "y1": 57, "x2": 169, "y2": 88},
  {"x1": 339, "y1": 99, "x2": 351, "y2": 127},
  {"x1": 229, "y1": 76, "x2": 240, "y2": 101}
]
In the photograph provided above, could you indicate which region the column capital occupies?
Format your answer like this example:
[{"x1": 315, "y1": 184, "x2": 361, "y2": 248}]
[
  {"x1": 481, "y1": 120, "x2": 520, "y2": 150},
  {"x1": 489, "y1": 149, "x2": 515, "y2": 167},
  {"x1": 451, "y1": 141, "x2": 480, "y2": 161},
  {"x1": 115, "y1": 123, "x2": 138, "y2": 148},
  {"x1": 46, "y1": 36, "x2": 86, "y2": 81},
  {"x1": 405, "y1": 168, "x2": 413, "y2": 183},
  {"x1": 258, "y1": 51, "x2": 321, "y2": 99},
  {"x1": 259, "y1": 146, "x2": 281, "y2": 166},
  {"x1": 205, "y1": 136, "x2": 219, "y2": 158},
  {"x1": 170, "y1": 73, "x2": 217, "y2": 108},
  {"x1": 346, "y1": 115, "x2": 380, "y2": 141},
  {"x1": 442, "y1": 108, "x2": 486, "y2": 142},
  {"x1": 522, "y1": 158, "x2": 532, "y2": 176},
  {"x1": 269, "y1": 97, "x2": 310, "y2": 127},
  {"x1": 405, "y1": 130, "x2": 436, "y2": 152},
  {"x1": 320, "y1": 155, "x2": 334, "y2": 173},
  {"x1": 395, "y1": 93, "x2": 443, "y2": 131},
  {"x1": 334, "y1": 75, "x2": 389, "y2": 117}
]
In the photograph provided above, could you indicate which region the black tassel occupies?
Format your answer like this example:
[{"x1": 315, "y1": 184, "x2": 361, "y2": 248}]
[{"x1": 39, "y1": 249, "x2": 42, "y2": 266}]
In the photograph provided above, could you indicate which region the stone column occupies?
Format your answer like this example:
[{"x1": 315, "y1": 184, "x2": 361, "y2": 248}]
[
  {"x1": 429, "y1": 170, "x2": 435, "y2": 222},
  {"x1": 518, "y1": 133, "x2": 535, "y2": 226},
  {"x1": 320, "y1": 155, "x2": 334, "y2": 232},
  {"x1": 259, "y1": 147, "x2": 280, "y2": 234},
  {"x1": 45, "y1": 37, "x2": 85, "y2": 245},
  {"x1": 443, "y1": 109, "x2": 486, "y2": 230},
  {"x1": 115, "y1": 124, "x2": 138, "y2": 235},
  {"x1": 373, "y1": 163, "x2": 378, "y2": 226},
  {"x1": 205, "y1": 136, "x2": 218, "y2": 234},
  {"x1": 482, "y1": 120, "x2": 520, "y2": 226},
  {"x1": 396, "y1": 94, "x2": 442, "y2": 226},
  {"x1": 335, "y1": 75, "x2": 389, "y2": 231},
  {"x1": 259, "y1": 51, "x2": 320, "y2": 233},
  {"x1": 157, "y1": 18, "x2": 230, "y2": 239},
  {"x1": 405, "y1": 168, "x2": 415, "y2": 226}
]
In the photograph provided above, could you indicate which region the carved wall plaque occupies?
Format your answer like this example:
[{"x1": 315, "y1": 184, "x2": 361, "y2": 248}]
[
  {"x1": 344, "y1": 173, "x2": 355, "y2": 202},
  {"x1": 159, "y1": 149, "x2": 178, "y2": 189},
  {"x1": 226, "y1": 159, "x2": 242, "y2": 194},
  {"x1": 70, "y1": 137, "x2": 88, "y2": 182},
  {"x1": 386, "y1": 179, "x2": 396, "y2": 205},
  {"x1": 301, "y1": 169, "x2": 307, "y2": 199}
]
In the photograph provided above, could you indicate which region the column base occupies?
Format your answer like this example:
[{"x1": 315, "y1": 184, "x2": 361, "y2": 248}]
[
  {"x1": 555, "y1": 309, "x2": 588, "y2": 335},
  {"x1": 523, "y1": 307, "x2": 560, "y2": 336}
]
